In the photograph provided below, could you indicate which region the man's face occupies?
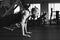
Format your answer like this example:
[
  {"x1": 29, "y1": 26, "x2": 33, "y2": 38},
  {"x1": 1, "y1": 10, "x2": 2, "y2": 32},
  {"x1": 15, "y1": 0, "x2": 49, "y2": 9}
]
[{"x1": 32, "y1": 8, "x2": 40, "y2": 17}]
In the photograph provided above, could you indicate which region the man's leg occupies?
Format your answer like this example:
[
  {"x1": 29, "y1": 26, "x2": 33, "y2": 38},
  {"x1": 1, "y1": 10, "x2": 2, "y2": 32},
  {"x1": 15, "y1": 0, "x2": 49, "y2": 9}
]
[
  {"x1": 21, "y1": 20, "x2": 31, "y2": 37},
  {"x1": 25, "y1": 21, "x2": 32, "y2": 34},
  {"x1": 21, "y1": 22, "x2": 25, "y2": 36}
]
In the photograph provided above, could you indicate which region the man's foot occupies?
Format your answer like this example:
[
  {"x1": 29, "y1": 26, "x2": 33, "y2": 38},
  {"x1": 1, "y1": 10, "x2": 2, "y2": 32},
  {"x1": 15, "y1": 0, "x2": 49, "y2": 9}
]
[
  {"x1": 26, "y1": 32, "x2": 32, "y2": 34},
  {"x1": 23, "y1": 34, "x2": 31, "y2": 37}
]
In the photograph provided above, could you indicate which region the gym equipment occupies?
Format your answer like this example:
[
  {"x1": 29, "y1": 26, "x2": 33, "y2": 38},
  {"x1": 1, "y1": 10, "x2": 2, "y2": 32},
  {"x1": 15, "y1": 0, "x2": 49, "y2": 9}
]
[
  {"x1": 37, "y1": 12, "x2": 47, "y2": 24},
  {"x1": 28, "y1": 12, "x2": 47, "y2": 26}
]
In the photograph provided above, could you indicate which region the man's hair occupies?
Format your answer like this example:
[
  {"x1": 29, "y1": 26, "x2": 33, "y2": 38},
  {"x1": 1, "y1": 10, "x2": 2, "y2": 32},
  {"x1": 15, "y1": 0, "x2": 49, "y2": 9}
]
[{"x1": 31, "y1": 6, "x2": 38, "y2": 14}]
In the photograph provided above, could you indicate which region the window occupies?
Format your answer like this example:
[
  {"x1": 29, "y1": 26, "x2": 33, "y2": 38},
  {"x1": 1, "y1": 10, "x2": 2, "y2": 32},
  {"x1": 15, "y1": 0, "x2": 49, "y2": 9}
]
[
  {"x1": 14, "y1": 3, "x2": 41, "y2": 16},
  {"x1": 48, "y1": 3, "x2": 60, "y2": 20},
  {"x1": 14, "y1": 4, "x2": 20, "y2": 14}
]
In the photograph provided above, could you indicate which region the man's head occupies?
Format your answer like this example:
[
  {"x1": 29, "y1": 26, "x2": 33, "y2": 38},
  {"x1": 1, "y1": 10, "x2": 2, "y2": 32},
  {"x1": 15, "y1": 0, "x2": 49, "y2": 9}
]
[{"x1": 31, "y1": 6, "x2": 40, "y2": 18}]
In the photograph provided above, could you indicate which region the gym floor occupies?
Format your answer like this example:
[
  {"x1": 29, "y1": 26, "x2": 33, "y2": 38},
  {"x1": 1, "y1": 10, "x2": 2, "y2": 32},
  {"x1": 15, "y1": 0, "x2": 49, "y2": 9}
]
[{"x1": 0, "y1": 24, "x2": 60, "y2": 40}]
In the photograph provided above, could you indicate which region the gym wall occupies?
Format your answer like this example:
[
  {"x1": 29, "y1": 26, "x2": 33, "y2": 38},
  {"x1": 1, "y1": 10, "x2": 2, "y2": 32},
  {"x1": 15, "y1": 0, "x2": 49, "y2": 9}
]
[
  {"x1": 23, "y1": 0, "x2": 60, "y2": 20},
  {"x1": 1, "y1": 0, "x2": 60, "y2": 20}
]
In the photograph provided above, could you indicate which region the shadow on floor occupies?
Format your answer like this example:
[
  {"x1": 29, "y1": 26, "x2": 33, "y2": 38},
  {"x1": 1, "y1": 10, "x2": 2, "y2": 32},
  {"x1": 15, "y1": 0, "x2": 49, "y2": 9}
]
[{"x1": 0, "y1": 25, "x2": 60, "y2": 40}]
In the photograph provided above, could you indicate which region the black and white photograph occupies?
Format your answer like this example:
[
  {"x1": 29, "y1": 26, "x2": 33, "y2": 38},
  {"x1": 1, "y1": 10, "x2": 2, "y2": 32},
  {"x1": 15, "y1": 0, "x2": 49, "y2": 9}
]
[{"x1": 0, "y1": 0, "x2": 60, "y2": 40}]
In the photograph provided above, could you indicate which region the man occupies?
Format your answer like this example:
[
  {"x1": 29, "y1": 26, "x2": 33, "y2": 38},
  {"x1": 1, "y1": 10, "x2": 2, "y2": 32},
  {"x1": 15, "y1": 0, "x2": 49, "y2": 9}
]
[
  {"x1": 0, "y1": 2, "x2": 32, "y2": 37},
  {"x1": 15, "y1": 4, "x2": 32, "y2": 37}
]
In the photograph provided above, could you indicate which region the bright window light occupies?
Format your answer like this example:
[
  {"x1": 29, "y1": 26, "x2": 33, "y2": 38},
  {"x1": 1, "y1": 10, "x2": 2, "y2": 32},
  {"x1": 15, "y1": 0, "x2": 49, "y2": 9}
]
[
  {"x1": 14, "y1": 4, "x2": 20, "y2": 14},
  {"x1": 48, "y1": 3, "x2": 60, "y2": 19}
]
